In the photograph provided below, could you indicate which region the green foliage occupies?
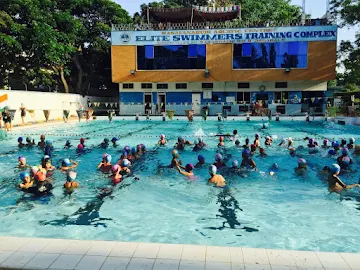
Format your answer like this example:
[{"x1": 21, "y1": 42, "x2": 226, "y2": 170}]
[
  {"x1": 327, "y1": 106, "x2": 338, "y2": 117},
  {"x1": 344, "y1": 83, "x2": 359, "y2": 93}
]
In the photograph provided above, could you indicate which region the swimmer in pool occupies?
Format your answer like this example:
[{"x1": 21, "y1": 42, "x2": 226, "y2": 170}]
[
  {"x1": 279, "y1": 138, "x2": 286, "y2": 147},
  {"x1": 64, "y1": 140, "x2": 72, "y2": 149},
  {"x1": 337, "y1": 148, "x2": 353, "y2": 169},
  {"x1": 232, "y1": 130, "x2": 238, "y2": 141},
  {"x1": 18, "y1": 137, "x2": 25, "y2": 148},
  {"x1": 44, "y1": 140, "x2": 54, "y2": 157},
  {"x1": 19, "y1": 172, "x2": 34, "y2": 190},
  {"x1": 98, "y1": 154, "x2": 112, "y2": 173},
  {"x1": 198, "y1": 137, "x2": 206, "y2": 148},
  {"x1": 195, "y1": 155, "x2": 205, "y2": 168},
  {"x1": 193, "y1": 139, "x2": 203, "y2": 152},
  {"x1": 230, "y1": 160, "x2": 240, "y2": 172},
  {"x1": 235, "y1": 139, "x2": 241, "y2": 148},
  {"x1": 111, "y1": 137, "x2": 118, "y2": 147},
  {"x1": 42, "y1": 156, "x2": 56, "y2": 171},
  {"x1": 295, "y1": 158, "x2": 307, "y2": 175},
  {"x1": 241, "y1": 149, "x2": 257, "y2": 170},
  {"x1": 158, "y1": 134, "x2": 167, "y2": 146},
  {"x1": 80, "y1": 138, "x2": 86, "y2": 147},
  {"x1": 308, "y1": 138, "x2": 318, "y2": 148},
  {"x1": 100, "y1": 138, "x2": 109, "y2": 148},
  {"x1": 30, "y1": 166, "x2": 39, "y2": 179},
  {"x1": 250, "y1": 144, "x2": 257, "y2": 155},
  {"x1": 111, "y1": 165, "x2": 122, "y2": 184},
  {"x1": 289, "y1": 147, "x2": 296, "y2": 157},
  {"x1": 318, "y1": 166, "x2": 330, "y2": 179},
  {"x1": 17, "y1": 156, "x2": 29, "y2": 169},
  {"x1": 269, "y1": 163, "x2": 279, "y2": 176},
  {"x1": 213, "y1": 153, "x2": 226, "y2": 169},
  {"x1": 254, "y1": 134, "x2": 260, "y2": 148},
  {"x1": 26, "y1": 137, "x2": 35, "y2": 147},
  {"x1": 208, "y1": 165, "x2": 226, "y2": 187},
  {"x1": 322, "y1": 139, "x2": 329, "y2": 149},
  {"x1": 261, "y1": 123, "x2": 267, "y2": 129},
  {"x1": 265, "y1": 136, "x2": 272, "y2": 146},
  {"x1": 288, "y1": 137, "x2": 294, "y2": 148},
  {"x1": 170, "y1": 149, "x2": 182, "y2": 168},
  {"x1": 332, "y1": 141, "x2": 340, "y2": 152},
  {"x1": 328, "y1": 164, "x2": 360, "y2": 193},
  {"x1": 34, "y1": 170, "x2": 47, "y2": 184},
  {"x1": 259, "y1": 148, "x2": 267, "y2": 157},
  {"x1": 64, "y1": 171, "x2": 79, "y2": 190},
  {"x1": 38, "y1": 135, "x2": 46, "y2": 149},
  {"x1": 218, "y1": 136, "x2": 225, "y2": 147},
  {"x1": 120, "y1": 159, "x2": 131, "y2": 175},
  {"x1": 354, "y1": 144, "x2": 360, "y2": 155},
  {"x1": 141, "y1": 144, "x2": 146, "y2": 153},
  {"x1": 77, "y1": 143, "x2": 84, "y2": 153},
  {"x1": 347, "y1": 138, "x2": 355, "y2": 149},
  {"x1": 340, "y1": 139, "x2": 347, "y2": 148},
  {"x1": 328, "y1": 149, "x2": 336, "y2": 156},
  {"x1": 127, "y1": 148, "x2": 137, "y2": 162},
  {"x1": 61, "y1": 159, "x2": 78, "y2": 171},
  {"x1": 175, "y1": 137, "x2": 191, "y2": 150},
  {"x1": 176, "y1": 163, "x2": 194, "y2": 178},
  {"x1": 243, "y1": 138, "x2": 250, "y2": 149}
]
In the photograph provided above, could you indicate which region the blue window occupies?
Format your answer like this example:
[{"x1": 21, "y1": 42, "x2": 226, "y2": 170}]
[
  {"x1": 233, "y1": 42, "x2": 308, "y2": 69},
  {"x1": 137, "y1": 45, "x2": 206, "y2": 70}
]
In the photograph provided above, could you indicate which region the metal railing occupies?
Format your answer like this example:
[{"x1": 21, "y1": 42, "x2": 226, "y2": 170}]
[{"x1": 112, "y1": 19, "x2": 333, "y2": 31}]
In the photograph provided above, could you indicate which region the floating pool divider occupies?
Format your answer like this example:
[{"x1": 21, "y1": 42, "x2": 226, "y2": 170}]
[
  {"x1": 63, "y1": 110, "x2": 70, "y2": 123},
  {"x1": 166, "y1": 110, "x2": 175, "y2": 120},
  {"x1": 43, "y1": 110, "x2": 50, "y2": 122},
  {"x1": 185, "y1": 110, "x2": 194, "y2": 122}
]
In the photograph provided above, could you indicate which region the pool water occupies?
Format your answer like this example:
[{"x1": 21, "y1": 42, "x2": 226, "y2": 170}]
[{"x1": 1, "y1": 120, "x2": 360, "y2": 253}]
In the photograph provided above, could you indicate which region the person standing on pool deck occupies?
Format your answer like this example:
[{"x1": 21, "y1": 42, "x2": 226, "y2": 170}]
[
  {"x1": 2, "y1": 109, "x2": 11, "y2": 132},
  {"x1": 19, "y1": 103, "x2": 26, "y2": 126},
  {"x1": 328, "y1": 164, "x2": 360, "y2": 193},
  {"x1": 208, "y1": 165, "x2": 226, "y2": 187}
]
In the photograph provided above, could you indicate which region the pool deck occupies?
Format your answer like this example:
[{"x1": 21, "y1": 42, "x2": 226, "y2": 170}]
[{"x1": 0, "y1": 236, "x2": 359, "y2": 270}]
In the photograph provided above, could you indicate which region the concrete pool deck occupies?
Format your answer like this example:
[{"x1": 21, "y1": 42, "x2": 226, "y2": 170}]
[{"x1": 0, "y1": 236, "x2": 359, "y2": 270}]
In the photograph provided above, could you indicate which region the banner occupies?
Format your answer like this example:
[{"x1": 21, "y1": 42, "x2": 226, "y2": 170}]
[{"x1": 112, "y1": 25, "x2": 337, "y2": 46}]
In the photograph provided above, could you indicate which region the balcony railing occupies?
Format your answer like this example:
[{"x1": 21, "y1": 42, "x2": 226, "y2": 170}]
[{"x1": 112, "y1": 19, "x2": 332, "y2": 32}]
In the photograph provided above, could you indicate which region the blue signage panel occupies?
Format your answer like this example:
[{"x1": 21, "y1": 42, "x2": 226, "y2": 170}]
[{"x1": 112, "y1": 25, "x2": 337, "y2": 46}]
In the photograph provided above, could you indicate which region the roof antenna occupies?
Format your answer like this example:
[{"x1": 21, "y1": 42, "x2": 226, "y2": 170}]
[{"x1": 301, "y1": 0, "x2": 306, "y2": 25}]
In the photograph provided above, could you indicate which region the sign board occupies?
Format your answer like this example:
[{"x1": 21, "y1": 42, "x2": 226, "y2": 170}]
[
  {"x1": 112, "y1": 25, "x2": 337, "y2": 46},
  {"x1": 203, "y1": 90, "x2": 212, "y2": 99}
]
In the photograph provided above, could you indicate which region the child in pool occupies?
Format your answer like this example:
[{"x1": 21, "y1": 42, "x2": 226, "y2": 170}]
[
  {"x1": 158, "y1": 134, "x2": 167, "y2": 146},
  {"x1": 64, "y1": 171, "x2": 79, "y2": 190},
  {"x1": 19, "y1": 172, "x2": 34, "y2": 190}
]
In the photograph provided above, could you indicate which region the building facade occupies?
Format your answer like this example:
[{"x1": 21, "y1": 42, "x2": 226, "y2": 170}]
[{"x1": 111, "y1": 24, "x2": 337, "y2": 116}]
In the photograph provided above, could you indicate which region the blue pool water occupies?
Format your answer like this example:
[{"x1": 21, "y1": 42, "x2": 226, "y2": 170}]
[{"x1": 1, "y1": 119, "x2": 360, "y2": 253}]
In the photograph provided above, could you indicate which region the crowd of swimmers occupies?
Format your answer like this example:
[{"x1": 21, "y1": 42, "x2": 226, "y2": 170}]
[{"x1": 15, "y1": 130, "x2": 360, "y2": 197}]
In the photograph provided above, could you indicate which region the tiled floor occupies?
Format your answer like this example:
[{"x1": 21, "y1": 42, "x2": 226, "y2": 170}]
[{"x1": 0, "y1": 236, "x2": 359, "y2": 270}]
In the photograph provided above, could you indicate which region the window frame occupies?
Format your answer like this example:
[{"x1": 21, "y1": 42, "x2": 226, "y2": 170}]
[
  {"x1": 141, "y1": 83, "x2": 153, "y2": 89},
  {"x1": 176, "y1": 83, "x2": 187, "y2": 89},
  {"x1": 123, "y1": 83, "x2": 134, "y2": 89}
]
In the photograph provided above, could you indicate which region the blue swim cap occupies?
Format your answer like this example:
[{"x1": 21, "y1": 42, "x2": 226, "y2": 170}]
[
  {"x1": 18, "y1": 137, "x2": 23, "y2": 142},
  {"x1": 124, "y1": 146, "x2": 130, "y2": 153},
  {"x1": 105, "y1": 155, "x2": 112, "y2": 163},
  {"x1": 272, "y1": 163, "x2": 279, "y2": 169},
  {"x1": 46, "y1": 140, "x2": 52, "y2": 146},
  {"x1": 215, "y1": 153, "x2": 223, "y2": 162},
  {"x1": 62, "y1": 158, "x2": 71, "y2": 166},
  {"x1": 209, "y1": 165, "x2": 217, "y2": 174},
  {"x1": 131, "y1": 147, "x2": 136, "y2": 154},
  {"x1": 328, "y1": 149, "x2": 336, "y2": 155},
  {"x1": 141, "y1": 144, "x2": 146, "y2": 150},
  {"x1": 232, "y1": 160, "x2": 239, "y2": 167},
  {"x1": 198, "y1": 155, "x2": 205, "y2": 162},
  {"x1": 20, "y1": 172, "x2": 29, "y2": 180},
  {"x1": 332, "y1": 141, "x2": 339, "y2": 148},
  {"x1": 242, "y1": 149, "x2": 251, "y2": 157},
  {"x1": 330, "y1": 164, "x2": 341, "y2": 173},
  {"x1": 111, "y1": 137, "x2": 118, "y2": 142},
  {"x1": 122, "y1": 159, "x2": 130, "y2": 167},
  {"x1": 342, "y1": 148, "x2": 349, "y2": 156}
]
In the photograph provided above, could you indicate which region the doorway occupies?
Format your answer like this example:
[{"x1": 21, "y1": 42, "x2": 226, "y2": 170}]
[
  {"x1": 144, "y1": 93, "x2": 152, "y2": 115},
  {"x1": 192, "y1": 93, "x2": 201, "y2": 115},
  {"x1": 157, "y1": 93, "x2": 166, "y2": 114}
]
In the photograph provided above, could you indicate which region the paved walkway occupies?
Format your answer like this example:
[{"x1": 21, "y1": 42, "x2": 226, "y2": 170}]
[{"x1": 0, "y1": 236, "x2": 359, "y2": 269}]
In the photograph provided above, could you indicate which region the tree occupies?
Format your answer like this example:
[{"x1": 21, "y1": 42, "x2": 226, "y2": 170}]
[{"x1": 331, "y1": 0, "x2": 360, "y2": 86}]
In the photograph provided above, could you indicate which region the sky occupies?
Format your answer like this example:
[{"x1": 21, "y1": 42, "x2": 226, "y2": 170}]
[{"x1": 115, "y1": 0, "x2": 358, "y2": 44}]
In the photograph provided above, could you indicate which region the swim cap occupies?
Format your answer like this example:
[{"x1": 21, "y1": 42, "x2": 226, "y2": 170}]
[
  {"x1": 31, "y1": 166, "x2": 39, "y2": 175},
  {"x1": 18, "y1": 156, "x2": 26, "y2": 162},
  {"x1": 219, "y1": 136, "x2": 224, "y2": 142},
  {"x1": 323, "y1": 139, "x2": 329, "y2": 145},
  {"x1": 43, "y1": 155, "x2": 50, "y2": 160},
  {"x1": 111, "y1": 137, "x2": 118, "y2": 142},
  {"x1": 266, "y1": 136, "x2": 270, "y2": 140},
  {"x1": 66, "y1": 140, "x2": 71, "y2": 145},
  {"x1": 215, "y1": 153, "x2": 223, "y2": 162},
  {"x1": 20, "y1": 172, "x2": 29, "y2": 181},
  {"x1": 172, "y1": 149, "x2": 178, "y2": 157},
  {"x1": 350, "y1": 138, "x2": 355, "y2": 143},
  {"x1": 105, "y1": 155, "x2": 112, "y2": 163},
  {"x1": 342, "y1": 156, "x2": 351, "y2": 165},
  {"x1": 330, "y1": 164, "x2": 341, "y2": 173},
  {"x1": 112, "y1": 164, "x2": 120, "y2": 172},
  {"x1": 332, "y1": 141, "x2": 339, "y2": 148},
  {"x1": 235, "y1": 139, "x2": 240, "y2": 145},
  {"x1": 46, "y1": 140, "x2": 52, "y2": 146},
  {"x1": 67, "y1": 171, "x2": 77, "y2": 181},
  {"x1": 77, "y1": 144, "x2": 83, "y2": 150},
  {"x1": 102, "y1": 153, "x2": 108, "y2": 159},
  {"x1": 298, "y1": 158, "x2": 307, "y2": 165},
  {"x1": 80, "y1": 138, "x2": 85, "y2": 143},
  {"x1": 260, "y1": 148, "x2": 265, "y2": 154},
  {"x1": 122, "y1": 159, "x2": 130, "y2": 167},
  {"x1": 342, "y1": 148, "x2": 349, "y2": 156},
  {"x1": 209, "y1": 165, "x2": 217, "y2": 174},
  {"x1": 35, "y1": 172, "x2": 46, "y2": 182},
  {"x1": 185, "y1": 164, "x2": 194, "y2": 172},
  {"x1": 198, "y1": 155, "x2": 205, "y2": 162},
  {"x1": 141, "y1": 144, "x2": 146, "y2": 150},
  {"x1": 288, "y1": 137, "x2": 293, "y2": 141},
  {"x1": 341, "y1": 139, "x2": 347, "y2": 145},
  {"x1": 18, "y1": 137, "x2": 23, "y2": 142},
  {"x1": 40, "y1": 134, "x2": 45, "y2": 139},
  {"x1": 104, "y1": 138, "x2": 109, "y2": 143},
  {"x1": 272, "y1": 163, "x2": 279, "y2": 169},
  {"x1": 26, "y1": 136, "x2": 32, "y2": 142},
  {"x1": 131, "y1": 147, "x2": 136, "y2": 154},
  {"x1": 242, "y1": 149, "x2": 251, "y2": 157},
  {"x1": 63, "y1": 158, "x2": 71, "y2": 166},
  {"x1": 309, "y1": 138, "x2": 314, "y2": 144},
  {"x1": 289, "y1": 147, "x2": 295, "y2": 153},
  {"x1": 328, "y1": 149, "x2": 336, "y2": 155},
  {"x1": 160, "y1": 134, "x2": 165, "y2": 139},
  {"x1": 124, "y1": 146, "x2": 130, "y2": 153},
  {"x1": 232, "y1": 160, "x2": 239, "y2": 167}
]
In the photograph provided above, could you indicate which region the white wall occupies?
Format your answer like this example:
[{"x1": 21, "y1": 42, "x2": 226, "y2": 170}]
[{"x1": 0, "y1": 90, "x2": 117, "y2": 125}]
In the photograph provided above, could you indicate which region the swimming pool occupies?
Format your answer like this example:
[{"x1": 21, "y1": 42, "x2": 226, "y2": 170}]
[{"x1": 1, "y1": 119, "x2": 360, "y2": 253}]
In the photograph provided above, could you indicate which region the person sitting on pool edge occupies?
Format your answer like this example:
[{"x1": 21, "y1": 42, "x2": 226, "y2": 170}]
[
  {"x1": 64, "y1": 171, "x2": 79, "y2": 191},
  {"x1": 61, "y1": 159, "x2": 78, "y2": 171},
  {"x1": 19, "y1": 172, "x2": 34, "y2": 190},
  {"x1": 241, "y1": 149, "x2": 257, "y2": 170},
  {"x1": 158, "y1": 134, "x2": 167, "y2": 146},
  {"x1": 295, "y1": 158, "x2": 307, "y2": 175},
  {"x1": 328, "y1": 164, "x2": 360, "y2": 193},
  {"x1": 208, "y1": 165, "x2": 226, "y2": 188},
  {"x1": 195, "y1": 155, "x2": 205, "y2": 168},
  {"x1": 176, "y1": 163, "x2": 194, "y2": 179},
  {"x1": 18, "y1": 137, "x2": 25, "y2": 148},
  {"x1": 38, "y1": 135, "x2": 46, "y2": 149},
  {"x1": 337, "y1": 148, "x2": 353, "y2": 170},
  {"x1": 213, "y1": 153, "x2": 226, "y2": 169}
]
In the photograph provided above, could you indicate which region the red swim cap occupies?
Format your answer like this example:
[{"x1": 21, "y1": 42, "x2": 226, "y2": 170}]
[
  {"x1": 35, "y1": 172, "x2": 46, "y2": 182},
  {"x1": 77, "y1": 144, "x2": 84, "y2": 149},
  {"x1": 80, "y1": 138, "x2": 85, "y2": 143}
]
